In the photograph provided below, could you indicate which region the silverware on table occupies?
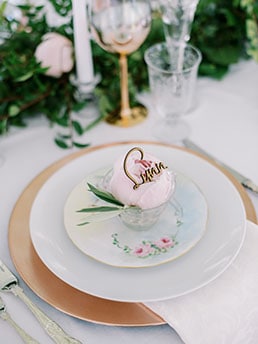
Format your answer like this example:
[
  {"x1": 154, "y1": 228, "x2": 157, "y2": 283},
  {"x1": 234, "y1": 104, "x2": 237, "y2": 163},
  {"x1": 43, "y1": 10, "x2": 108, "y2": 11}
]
[
  {"x1": 183, "y1": 138, "x2": 258, "y2": 194},
  {"x1": 0, "y1": 295, "x2": 39, "y2": 344},
  {"x1": 0, "y1": 260, "x2": 82, "y2": 344}
]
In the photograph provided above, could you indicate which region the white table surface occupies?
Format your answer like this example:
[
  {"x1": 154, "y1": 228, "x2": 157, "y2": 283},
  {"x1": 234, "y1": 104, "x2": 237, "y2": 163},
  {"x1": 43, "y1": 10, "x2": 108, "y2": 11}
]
[{"x1": 1, "y1": 59, "x2": 258, "y2": 343}]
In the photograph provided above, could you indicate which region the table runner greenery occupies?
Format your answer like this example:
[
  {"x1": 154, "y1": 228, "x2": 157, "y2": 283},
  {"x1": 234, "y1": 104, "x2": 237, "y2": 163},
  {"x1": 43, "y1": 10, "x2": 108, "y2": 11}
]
[{"x1": 0, "y1": 0, "x2": 257, "y2": 147}]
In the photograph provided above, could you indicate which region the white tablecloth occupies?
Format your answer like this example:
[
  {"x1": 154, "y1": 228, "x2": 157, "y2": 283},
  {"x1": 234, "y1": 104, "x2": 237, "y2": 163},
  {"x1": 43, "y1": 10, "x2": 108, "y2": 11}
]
[{"x1": 1, "y1": 59, "x2": 258, "y2": 343}]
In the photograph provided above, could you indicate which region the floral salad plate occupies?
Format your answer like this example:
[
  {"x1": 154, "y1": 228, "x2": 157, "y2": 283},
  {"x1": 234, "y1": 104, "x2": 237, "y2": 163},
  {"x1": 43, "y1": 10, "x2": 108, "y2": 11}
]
[{"x1": 64, "y1": 168, "x2": 208, "y2": 268}]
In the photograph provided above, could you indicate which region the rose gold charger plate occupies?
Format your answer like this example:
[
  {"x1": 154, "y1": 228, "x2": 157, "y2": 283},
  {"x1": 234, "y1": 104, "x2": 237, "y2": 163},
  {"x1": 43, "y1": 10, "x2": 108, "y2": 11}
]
[{"x1": 8, "y1": 141, "x2": 257, "y2": 326}]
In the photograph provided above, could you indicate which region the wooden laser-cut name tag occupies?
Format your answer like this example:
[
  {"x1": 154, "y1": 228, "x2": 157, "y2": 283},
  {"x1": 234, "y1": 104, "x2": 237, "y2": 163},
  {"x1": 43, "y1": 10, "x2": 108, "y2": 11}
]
[{"x1": 123, "y1": 147, "x2": 168, "y2": 190}]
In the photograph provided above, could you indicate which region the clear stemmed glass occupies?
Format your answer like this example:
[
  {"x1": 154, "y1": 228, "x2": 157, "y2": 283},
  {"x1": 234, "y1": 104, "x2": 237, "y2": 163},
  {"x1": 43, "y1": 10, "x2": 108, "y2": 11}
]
[
  {"x1": 144, "y1": 42, "x2": 202, "y2": 142},
  {"x1": 159, "y1": 0, "x2": 199, "y2": 45},
  {"x1": 89, "y1": 0, "x2": 152, "y2": 127},
  {"x1": 159, "y1": 0, "x2": 199, "y2": 70}
]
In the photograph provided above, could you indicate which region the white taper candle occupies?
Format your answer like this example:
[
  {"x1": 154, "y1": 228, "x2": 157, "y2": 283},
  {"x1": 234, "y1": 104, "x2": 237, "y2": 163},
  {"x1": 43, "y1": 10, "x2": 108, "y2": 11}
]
[{"x1": 72, "y1": 0, "x2": 94, "y2": 91}]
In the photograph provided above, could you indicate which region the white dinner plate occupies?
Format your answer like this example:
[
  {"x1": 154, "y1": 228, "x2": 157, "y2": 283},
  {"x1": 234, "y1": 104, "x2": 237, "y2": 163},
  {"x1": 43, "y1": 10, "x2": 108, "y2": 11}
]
[
  {"x1": 64, "y1": 170, "x2": 208, "y2": 268},
  {"x1": 29, "y1": 142, "x2": 246, "y2": 302}
]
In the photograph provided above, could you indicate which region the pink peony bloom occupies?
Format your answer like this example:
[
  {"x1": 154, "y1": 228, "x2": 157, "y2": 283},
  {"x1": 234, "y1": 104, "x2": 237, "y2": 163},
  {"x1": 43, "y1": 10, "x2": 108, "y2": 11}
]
[
  {"x1": 35, "y1": 33, "x2": 74, "y2": 78},
  {"x1": 109, "y1": 150, "x2": 176, "y2": 209}
]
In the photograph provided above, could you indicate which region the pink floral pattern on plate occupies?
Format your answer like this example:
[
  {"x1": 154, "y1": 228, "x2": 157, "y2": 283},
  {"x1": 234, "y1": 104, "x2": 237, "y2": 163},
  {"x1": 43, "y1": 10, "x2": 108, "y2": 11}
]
[{"x1": 112, "y1": 233, "x2": 178, "y2": 258}]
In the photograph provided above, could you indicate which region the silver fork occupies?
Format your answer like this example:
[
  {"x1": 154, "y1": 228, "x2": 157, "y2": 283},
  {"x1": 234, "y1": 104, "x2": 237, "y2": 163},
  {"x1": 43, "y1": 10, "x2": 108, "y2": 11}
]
[
  {"x1": 0, "y1": 295, "x2": 39, "y2": 343},
  {"x1": 0, "y1": 260, "x2": 82, "y2": 344}
]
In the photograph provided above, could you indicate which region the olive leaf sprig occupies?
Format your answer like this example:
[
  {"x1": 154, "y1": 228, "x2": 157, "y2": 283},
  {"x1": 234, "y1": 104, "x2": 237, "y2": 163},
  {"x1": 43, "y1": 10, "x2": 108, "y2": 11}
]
[{"x1": 76, "y1": 183, "x2": 130, "y2": 226}]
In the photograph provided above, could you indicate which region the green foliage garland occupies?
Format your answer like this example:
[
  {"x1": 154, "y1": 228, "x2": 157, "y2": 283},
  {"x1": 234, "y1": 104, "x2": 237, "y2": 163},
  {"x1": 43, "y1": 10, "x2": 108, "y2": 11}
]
[
  {"x1": 0, "y1": 0, "x2": 257, "y2": 146},
  {"x1": 241, "y1": 0, "x2": 258, "y2": 61}
]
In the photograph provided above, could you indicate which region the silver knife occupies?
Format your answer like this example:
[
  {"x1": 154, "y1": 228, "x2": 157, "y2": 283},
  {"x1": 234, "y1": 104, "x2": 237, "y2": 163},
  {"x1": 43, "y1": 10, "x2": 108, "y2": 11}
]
[
  {"x1": 183, "y1": 139, "x2": 258, "y2": 194},
  {"x1": 0, "y1": 260, "x2": 82, "y2": 344}
]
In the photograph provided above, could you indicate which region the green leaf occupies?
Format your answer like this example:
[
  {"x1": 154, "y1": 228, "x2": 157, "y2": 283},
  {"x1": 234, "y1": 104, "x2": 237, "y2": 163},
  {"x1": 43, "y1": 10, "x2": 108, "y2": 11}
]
[
  {"x1": 57, "y1": 133, "x2": 72, "y2": 140},
  {"x1": 8, "y1": 105, "x2": 20, "y2": 117},
  {"x1": 77, "y1": 208, "x2": 123, "y2": 225},
  {"x1": 84, "y1": 113, "x2": 106, "y2": 132},
  {"x1": 77, "y1": 206, "x2": 122, "y2": 213},
  {"x1": 77, "y1": 221, "x2": 90, "y2": 226},
  {"x1": 73, "y1": 100, "x2": 88, "y2": 112},
  {"x1": 0, "y1": 1, "x2": 7, "y2": 16},
  {"x1": 72, "y1": 141, "x2": 90, "y2": 148},
  {"x1": 72, "y1": 120, "x2": 84, "y2": 135},
  {"x1": 0, "y1": 119, "x2": 7, "y2": 134},
  {"x1": 55, "y1": 117, "x2": 69, "y2": 127},
  {"x1": 75, "y1": 185, "x2": 126, "y2": 226},
  {"x1": 15, "y1": 71, "x2": 34, "y2": 82},
  {"x1": 98, "y1": 93, "x2": 113, "y2": 115},
  {"x1": 199, "y1": 63, "x2": 228, "y2": 79},
  {"x1": 204, "y1": 46, "x2": 240, "y2": 65},
  {"x1": 54, "y1": 138, "x2": 71, "y2": 149},
  {"x1": 87, "y1": 183, "x2": 124, "y2": 206}
]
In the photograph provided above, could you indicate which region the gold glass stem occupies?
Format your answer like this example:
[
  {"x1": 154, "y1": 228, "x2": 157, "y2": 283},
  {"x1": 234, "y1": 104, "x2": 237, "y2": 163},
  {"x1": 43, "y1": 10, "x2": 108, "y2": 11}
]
[
  {"x1": 119, "y1": 53, "x2": 131, "y2": 121},
  {"x1": 105, "y1": 53, "x2": 148, "y2": 127}
]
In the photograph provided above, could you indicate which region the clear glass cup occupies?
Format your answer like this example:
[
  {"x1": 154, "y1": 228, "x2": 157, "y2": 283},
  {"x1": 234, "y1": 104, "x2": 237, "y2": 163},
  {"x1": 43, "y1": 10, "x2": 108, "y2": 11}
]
[
  {"x1": 144, "y1": 42, "x2": 202, "y2": 142},
  {"x1": 119, "y1": 201, "x2": 169, "y2": 231},
  {"x1": 101, "y1": 168, "x2": 175, "y2": 231}
]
